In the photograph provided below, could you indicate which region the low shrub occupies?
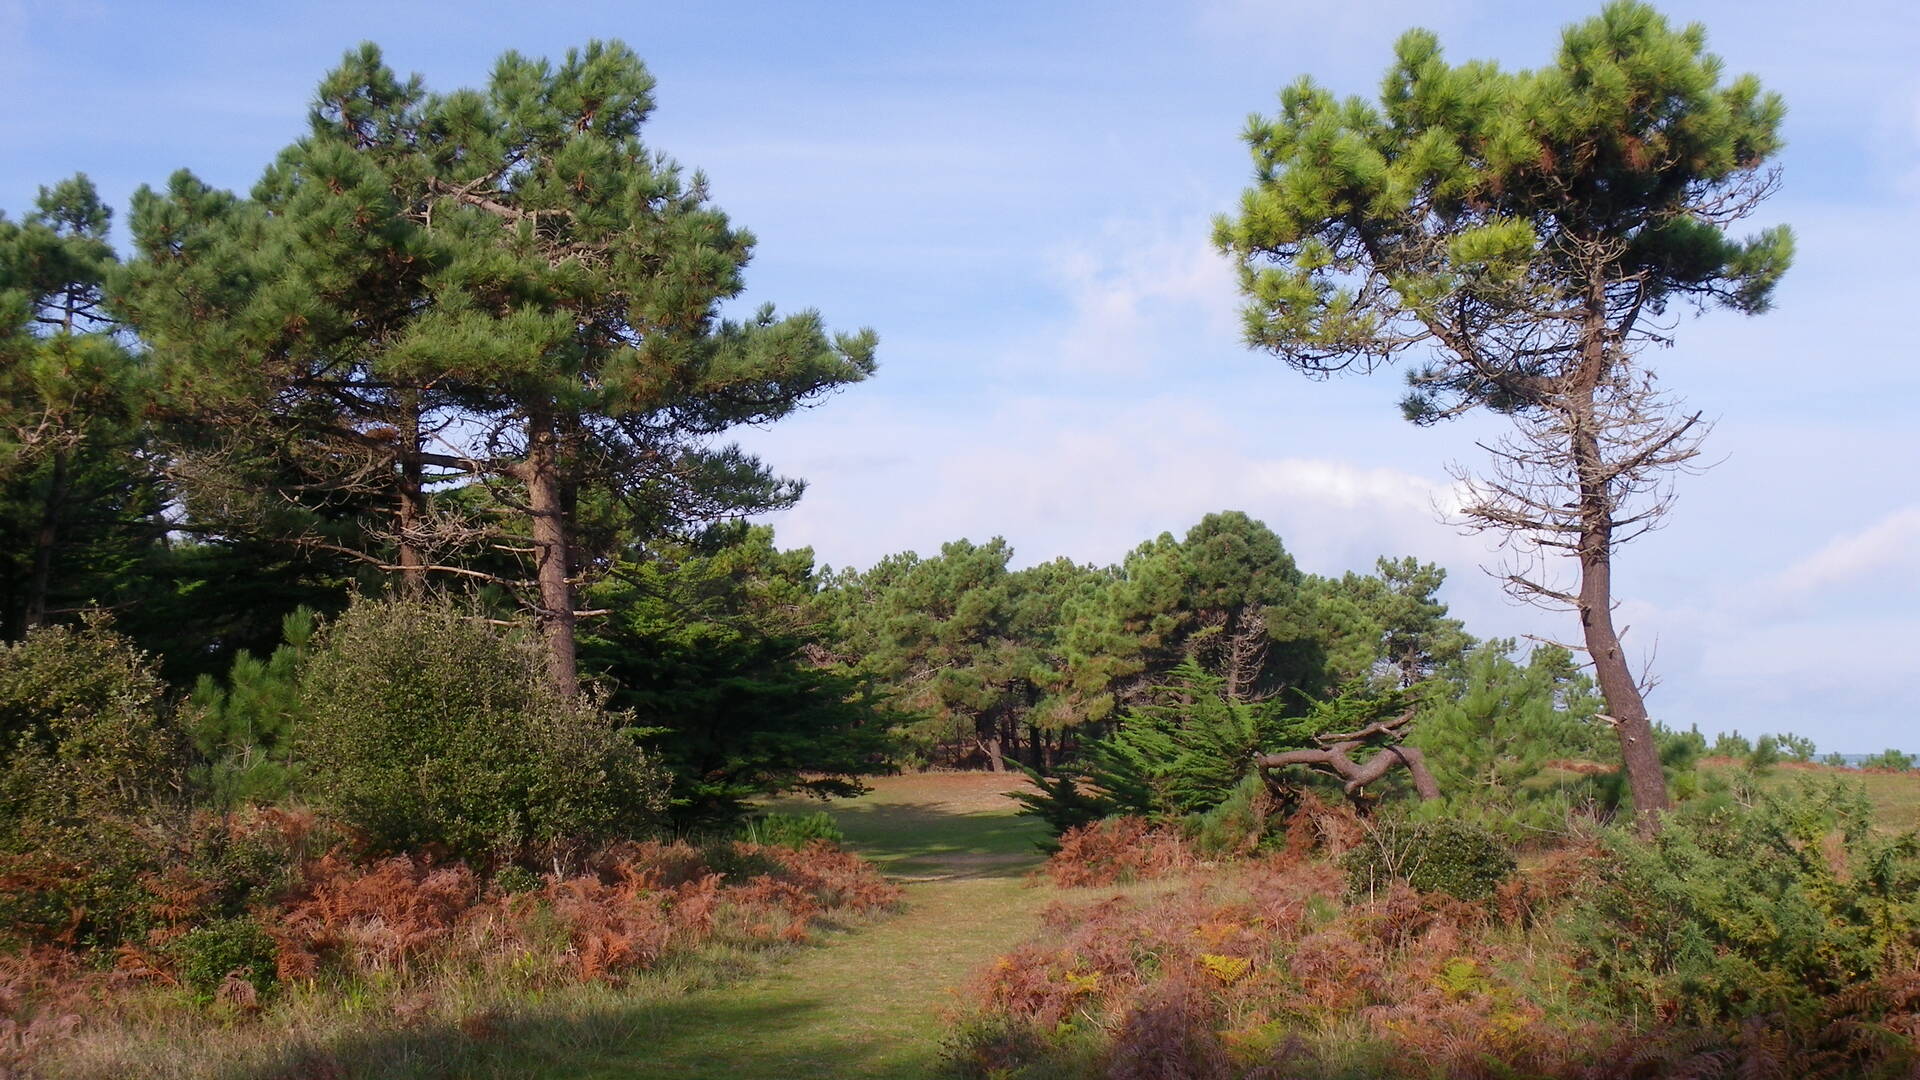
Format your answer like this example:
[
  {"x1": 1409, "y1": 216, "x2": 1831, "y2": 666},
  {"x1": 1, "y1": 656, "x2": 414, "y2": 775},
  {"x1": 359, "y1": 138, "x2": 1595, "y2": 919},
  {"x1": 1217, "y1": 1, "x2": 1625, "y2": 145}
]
[
  {"x1": 170, "y1": 916, "x2": 278, "y2": 1005},
  {"x1": 738, "y1": 810, "x2": 845, "y2": 849},
  {"x1": 1341, "y1": 818, "x2": 1515, "y2": 902},
  {"x1": 957, "y1": 797, "x2": 1920, "y2": 1080},
  {"x1": 1044, "y1": 817, "x2": 1194, "y2": 887},
  {"x1": 0, "y1": 619, "x2": 188, "y2": 950},
  {"x1": 1861, "y1": 748, "x2": 1917, "y2": 772}
]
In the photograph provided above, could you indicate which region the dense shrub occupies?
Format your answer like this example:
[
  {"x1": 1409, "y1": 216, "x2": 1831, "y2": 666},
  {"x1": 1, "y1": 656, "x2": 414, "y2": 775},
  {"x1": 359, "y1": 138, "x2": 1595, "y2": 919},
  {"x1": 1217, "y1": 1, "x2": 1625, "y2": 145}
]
[
  {"x1": 170, "y1": 916, "x2": 278, "y2": 1004},
  {"x1": 297, "y1": 598, "x2": 669, "y2": 861},
  {"x1": 0, "y1": 619, "x2": 187, "y2": 949},
  {"x1": 959, "y1": 793, "x2": 1920, "y2": 1080},
  {"x1": 1342, "y1": 818, "x2": 1515, "y2": 902},
  {"x1": 1861, "y1": 748, "x2": 1917, "y2": 772},
  {"x1": 1710, "y1": 730, "x2": 1753, "y2": 757},
  {"x1": 1571, "y1": 778, "x2": 1920, "y2": 1026},
  {"x1": 1409, "y1": 644, "x2": 1612, "y2": 838},
  {"x1": 0, "y1": 617, "x2": 182, "y2": 819}
]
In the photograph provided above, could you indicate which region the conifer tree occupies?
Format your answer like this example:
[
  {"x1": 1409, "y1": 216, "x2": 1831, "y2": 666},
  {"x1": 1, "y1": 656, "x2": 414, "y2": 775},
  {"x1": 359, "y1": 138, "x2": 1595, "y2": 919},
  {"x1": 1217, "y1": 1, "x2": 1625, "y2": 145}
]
[
  {"x1": 1214, "y1": 2, "x2": 1791, "y2": 818},
  {"x1": 0, "y1": 176, "x2": 152, "y2": 634},
  {"x1": 123, "y1": 43, "x2": 877, "y2": 696}
]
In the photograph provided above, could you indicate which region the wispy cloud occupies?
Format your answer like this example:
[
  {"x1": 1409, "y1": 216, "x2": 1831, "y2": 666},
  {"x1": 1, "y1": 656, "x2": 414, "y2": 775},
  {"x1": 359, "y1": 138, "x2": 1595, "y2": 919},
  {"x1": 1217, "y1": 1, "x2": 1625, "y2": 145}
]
[{"x1": 1769, "y1": 505, "x2": 1920, "y2": 598}]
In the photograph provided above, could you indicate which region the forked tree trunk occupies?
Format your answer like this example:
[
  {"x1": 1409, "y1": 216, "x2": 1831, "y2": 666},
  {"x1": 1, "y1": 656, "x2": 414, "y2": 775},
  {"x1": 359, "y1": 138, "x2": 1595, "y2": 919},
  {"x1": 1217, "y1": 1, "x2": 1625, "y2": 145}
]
[{"x1": 524, "y1": 405, "x2": 579, "y2": 699}]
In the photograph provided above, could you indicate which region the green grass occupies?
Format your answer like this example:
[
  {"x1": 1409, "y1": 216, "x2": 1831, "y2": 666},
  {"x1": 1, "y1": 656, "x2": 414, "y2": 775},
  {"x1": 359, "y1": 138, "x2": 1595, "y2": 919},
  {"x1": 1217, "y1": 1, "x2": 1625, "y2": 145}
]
[{"x1": 508, "y1": 773, "x2": 1052, "y2": 1079}]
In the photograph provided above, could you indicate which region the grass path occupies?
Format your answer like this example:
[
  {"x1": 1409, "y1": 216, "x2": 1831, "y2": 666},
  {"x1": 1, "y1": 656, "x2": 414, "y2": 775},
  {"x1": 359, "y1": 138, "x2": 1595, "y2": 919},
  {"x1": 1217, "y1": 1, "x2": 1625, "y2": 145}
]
[{"x1": 554, "y1": 773, "x2": 1052, "y2": 1079}]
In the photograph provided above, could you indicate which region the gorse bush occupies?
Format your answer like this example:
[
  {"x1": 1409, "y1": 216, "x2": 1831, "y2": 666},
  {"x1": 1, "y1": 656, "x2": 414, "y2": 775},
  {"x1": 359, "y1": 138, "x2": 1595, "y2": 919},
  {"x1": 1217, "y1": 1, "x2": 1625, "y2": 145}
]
[
  {"x1": 298, "y1": 597, "x2": 670, "y2": 862},
  {"x1": 1572, "y1": 779, "x2": 1920, "y2": 1026},
  {"x1": 1342, "y1": 817, "x2": 1515, "y2": 902}
]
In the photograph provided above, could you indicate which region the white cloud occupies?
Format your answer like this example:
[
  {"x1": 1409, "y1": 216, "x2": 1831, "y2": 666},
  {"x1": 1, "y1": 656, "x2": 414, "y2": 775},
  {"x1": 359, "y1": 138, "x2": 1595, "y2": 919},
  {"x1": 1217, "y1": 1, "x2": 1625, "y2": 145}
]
[
  {"x1": 746, "y1": 392, "x2": 1495, "y2": 583},
  {"x1": 1013, "y1": 218, "x2": 1241, "y2": 378},
  {"x1": 1769, "y1": 504, "x2": 1920, "y2": 598}
]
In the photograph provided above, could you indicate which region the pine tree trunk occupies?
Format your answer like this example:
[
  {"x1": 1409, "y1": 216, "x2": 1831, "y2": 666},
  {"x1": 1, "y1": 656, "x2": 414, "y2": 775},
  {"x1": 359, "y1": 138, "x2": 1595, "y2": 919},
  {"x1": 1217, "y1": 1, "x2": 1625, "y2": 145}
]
[
  {"x1": 1573, "y1": 297, "x2": 1668, "y2": 824},
  {"x1": 524, "y1": 405, "x2": 579, "y2": 699},
  {"x1": 24, "y1": 449, "x2": 70, "y2": 631},
  {"x1": 1577, "y1": 517, "x2": 1668, "y2": 820},
  {"x1": 980, "y1": 727, "x2": 1005, "y2": 772},
  {"x1": 394, "y1": 402, "x2": 427, "y2": 598}
]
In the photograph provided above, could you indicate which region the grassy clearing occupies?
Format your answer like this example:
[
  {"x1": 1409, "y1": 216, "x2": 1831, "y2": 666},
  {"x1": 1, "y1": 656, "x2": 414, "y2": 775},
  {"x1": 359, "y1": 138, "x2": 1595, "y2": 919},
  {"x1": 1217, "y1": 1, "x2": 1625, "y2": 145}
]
[{"x1": 496, "y1": 772, "x2": 1052, "y2": 1079}]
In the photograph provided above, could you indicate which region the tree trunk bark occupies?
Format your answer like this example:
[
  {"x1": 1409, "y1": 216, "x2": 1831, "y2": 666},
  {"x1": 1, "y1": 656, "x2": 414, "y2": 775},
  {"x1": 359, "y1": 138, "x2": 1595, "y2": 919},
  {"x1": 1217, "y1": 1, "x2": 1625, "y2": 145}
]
[
  {"x1": 979, "y1": 729, "x2": 1005, "y2": 772},
  {"x1": 1576, "y1": 518, "x2": 1668, "y2": 820},
  {"x1": 524, "y1": 404, "x2": 579, "y2": 699},
  {"x1": 24, "y1": 449, "x2": 70, "y2": 630},
  {"x1": 394, "y1": 401, "x2": 427, "y2": 598},
  {"x1": 1573, "y1": 292, "x2": 1669, "y2": 824}
]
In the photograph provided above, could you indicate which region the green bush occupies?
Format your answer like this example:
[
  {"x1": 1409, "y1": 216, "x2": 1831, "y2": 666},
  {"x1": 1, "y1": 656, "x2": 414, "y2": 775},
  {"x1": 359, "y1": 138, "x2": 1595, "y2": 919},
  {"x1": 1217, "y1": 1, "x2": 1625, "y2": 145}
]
[
  {"x1": 1775, "y1": 732, "x2": 1817, "y2": 762},
  {"x1": 1571, "y1": 779, "x2": 1920, "y2": 1026},
  {"x1": 0, "y1": 617, "x2": 183, "y2": 819},
  {"x1": 739, "y1": 810, "x2": 844, "y2": 849},
  {"x1": 1408, "y1": 644, "x2": 1612, "y2": 837},
  {"x1": 1860, "y1": 748, "x2": 1916, "y2": 772},
  {"x1": 297, "y1": 597, "x2": 670, "y2": 862},
  {"x1": 1185, "y1": 773, "x2": 1286, "y2": 857},
  {"x1": 1710, "y1": 730, "x2": 1753, "y2": 757},
  {"x1": 492, "y1": 865, "x2": 543, "y2": 895},
  {"x1": 0, "y1": 619, "x2": 187, "y2": 949},
  {"x1": 171, "y1": 916, "x2": 278, "y2": 1004},
  {"x1": 186, "y1": 607, "x2": 314, "y2": 807},
  {"x1": 1343, "y1": 817, "x2": 1516, "y2": 902}
]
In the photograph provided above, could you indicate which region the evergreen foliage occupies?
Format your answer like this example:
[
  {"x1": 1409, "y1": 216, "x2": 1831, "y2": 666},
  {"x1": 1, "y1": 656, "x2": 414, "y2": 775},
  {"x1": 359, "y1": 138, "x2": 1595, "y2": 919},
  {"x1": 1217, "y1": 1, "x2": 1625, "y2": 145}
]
[
  {"x1": 1861, "y1": 749, "x2": 1917, "y2": 772},
  {"x1": 1572, "y1": 779, "x2": 1920, "y2": 1025},
  {"x1": 1342, "y1": 817, "x2": 1517, "y2": 902},
  {"x1": 0, "y1": 617, "x2": 185, "y2": 948},
  {"x1": 1016, "y1": 659, "x2": 1340, "y2": 835},
  {"x1": 298, "y1": 597, "x2": 668, "y2": 861},
  {"x1": 120, "y1": 41, "x2": 878, "y2": 696},
  {"x1": 579, "y1": 524, "x2": 895, "y2": 827},
  {"x1": 1409, "y1": 642, "x2": 1611, "y2": 837},
  {"x1": 186, "y1": 607, "x2": 315, "y2": 806}
]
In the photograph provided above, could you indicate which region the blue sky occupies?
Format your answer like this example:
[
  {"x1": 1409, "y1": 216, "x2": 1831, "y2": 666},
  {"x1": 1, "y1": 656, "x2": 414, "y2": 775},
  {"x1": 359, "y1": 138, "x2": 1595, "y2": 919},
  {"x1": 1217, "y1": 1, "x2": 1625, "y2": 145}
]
[{"x1": 5, "y1": 0, "x2": 1916, "y2": 751}]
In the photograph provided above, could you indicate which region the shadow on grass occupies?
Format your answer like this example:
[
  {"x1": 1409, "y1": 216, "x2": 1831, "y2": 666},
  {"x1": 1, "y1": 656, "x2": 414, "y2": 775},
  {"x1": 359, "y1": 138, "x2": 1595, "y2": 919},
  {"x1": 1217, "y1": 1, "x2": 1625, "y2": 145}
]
[
  {"x1": 757, "y1": 789, "x2": 1050, "y2": 878},
  {"x1": 249, "y1": 990, "x2": 940, "y2": 1080},
  {"x1": 805, "y1": 800, "x2": 1048, "y2": 880}
]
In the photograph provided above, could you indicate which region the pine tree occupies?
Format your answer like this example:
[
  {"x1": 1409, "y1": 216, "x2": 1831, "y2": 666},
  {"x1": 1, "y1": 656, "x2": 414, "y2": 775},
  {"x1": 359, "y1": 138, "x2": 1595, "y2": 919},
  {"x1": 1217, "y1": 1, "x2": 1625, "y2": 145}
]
[
  {"x1": 1213, "y1": 2, "x2": 1791, "y2": 818},
  {"x1": 0, "y1": 176, "x2": 154, "y2": 636},
  {"x1": 578, "y1": 524, "x2": 896, "y2": 827},
  {"x1": 123, "y1": 43, "x2": 877, "y2": 696}
]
